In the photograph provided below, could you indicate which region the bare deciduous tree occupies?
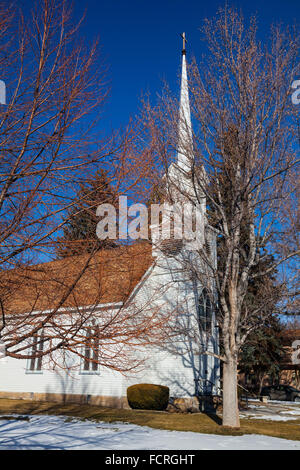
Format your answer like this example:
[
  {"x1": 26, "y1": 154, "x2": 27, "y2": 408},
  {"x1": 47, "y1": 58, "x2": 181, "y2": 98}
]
[
  {"x1": 135, "y1": 7, "x2": 300, "y2": 427},
  {"x1": 0, "y1": 1, "x2": 166, "y2": 372}
]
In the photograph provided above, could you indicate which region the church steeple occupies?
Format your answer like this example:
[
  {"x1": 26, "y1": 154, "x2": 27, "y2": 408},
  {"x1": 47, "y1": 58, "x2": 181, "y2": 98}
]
[
  {"x1": 177, "y1": 33, "x2": 193, "y2": 172},
  {"x1": 151, "y1": 33, "x2": 206, "y2": 257}
]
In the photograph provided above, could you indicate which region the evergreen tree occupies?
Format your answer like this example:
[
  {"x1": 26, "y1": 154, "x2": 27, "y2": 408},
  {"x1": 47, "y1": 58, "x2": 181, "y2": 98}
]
[
  {"x1": 238, "y1": 316, "x2": 285, "y2": 394},
  {"x1": 56, "y1": 170, "x2": 118, "y2": 258}
]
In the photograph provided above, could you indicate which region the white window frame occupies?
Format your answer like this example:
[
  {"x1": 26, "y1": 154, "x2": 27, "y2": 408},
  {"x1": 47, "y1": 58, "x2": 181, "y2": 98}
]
[
  {"x1": 79, "y1": 326, "x2": 100, "y2": 375},
  {"x1": 197, "y1": 288, "x2": 213, "y2": 334},
  {"x1": 25, "y1": 331, "x2": 44, "y2": 374}
]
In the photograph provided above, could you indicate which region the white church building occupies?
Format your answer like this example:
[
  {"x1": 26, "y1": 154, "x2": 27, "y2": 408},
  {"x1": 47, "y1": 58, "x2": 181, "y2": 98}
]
[{"x1": 0, "y1": 38, "x2": 220, "y2": 410}]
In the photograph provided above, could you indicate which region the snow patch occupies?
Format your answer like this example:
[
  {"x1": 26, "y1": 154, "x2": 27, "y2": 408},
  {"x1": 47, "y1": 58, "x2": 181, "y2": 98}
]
[
  {"x1": 0, "y1": 415, "x2": 299, "y2": 450},
  {"x1": 244, "y1": 414, "x2": 299, "y2": 422}
]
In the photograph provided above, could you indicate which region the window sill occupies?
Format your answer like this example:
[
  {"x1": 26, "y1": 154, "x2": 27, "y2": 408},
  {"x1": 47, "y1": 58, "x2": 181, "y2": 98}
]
[
  {"x1": 25, "y1": 370, "x2": 43, "y2": 375},
  {"x1": 79, "y1": 371, "x2": 100, "y2": 376}
]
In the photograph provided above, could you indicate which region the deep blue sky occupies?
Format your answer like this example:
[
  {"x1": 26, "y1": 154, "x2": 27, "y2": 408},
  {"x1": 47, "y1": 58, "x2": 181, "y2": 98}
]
[{"x1": 72, "y1": 0, "x2": 299, "y2": 132}]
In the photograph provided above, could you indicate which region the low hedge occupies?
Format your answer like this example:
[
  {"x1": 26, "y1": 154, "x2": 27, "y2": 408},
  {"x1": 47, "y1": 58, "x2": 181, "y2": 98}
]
[{"x1": 127, "y1": 383, "x2": 169, "y2": 411}]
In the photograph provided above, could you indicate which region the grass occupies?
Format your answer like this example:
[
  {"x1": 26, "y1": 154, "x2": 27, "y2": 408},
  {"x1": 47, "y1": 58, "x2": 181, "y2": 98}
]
[{"x1": 0, "y1": 398, "x2": 299, "y2": 441}]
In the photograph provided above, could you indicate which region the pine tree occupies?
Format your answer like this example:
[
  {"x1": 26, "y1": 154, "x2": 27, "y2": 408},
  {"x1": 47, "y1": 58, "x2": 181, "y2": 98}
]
[
  {"x1": 56, "y1": 170, "x2": 118, "y2": 258},
  {"x1": 238, "y1": 316, "x2": 285, "y2": 394}
]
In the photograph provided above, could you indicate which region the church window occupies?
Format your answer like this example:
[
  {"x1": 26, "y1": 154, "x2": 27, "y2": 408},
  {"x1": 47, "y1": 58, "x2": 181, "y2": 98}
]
[
  {"x1": 26, "y1": 331, "x2": 44, "y2": 373},
  {"x1": 82, "y1": 326, "x2": 100, "y2": 373},
  {"x1": 198, "y1": 289, "x2": 213, "y2": 333}
]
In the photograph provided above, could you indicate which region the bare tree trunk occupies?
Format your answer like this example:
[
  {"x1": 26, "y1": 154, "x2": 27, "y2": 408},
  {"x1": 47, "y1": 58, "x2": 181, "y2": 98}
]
[
  {"x1": 258, "y1": 373, "x2": 265, "y2": 396},
  {"x1": 222, "y1": 356, "x2": 240, "y2": 428}
]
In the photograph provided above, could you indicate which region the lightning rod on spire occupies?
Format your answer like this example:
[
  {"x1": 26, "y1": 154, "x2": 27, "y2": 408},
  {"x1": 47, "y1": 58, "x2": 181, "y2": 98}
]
[{"x1": 180, "y1": 32, "x2": 187, "y2": 55}]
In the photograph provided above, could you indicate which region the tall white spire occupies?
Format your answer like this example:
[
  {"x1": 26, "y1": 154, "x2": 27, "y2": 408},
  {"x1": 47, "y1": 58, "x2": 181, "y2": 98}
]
[
  {"x1": 177, "y1": 33, "x2": 193, "y2": 172},
  {"x1": 151, "y1": 33, "x2": 206, "y2": 257}
]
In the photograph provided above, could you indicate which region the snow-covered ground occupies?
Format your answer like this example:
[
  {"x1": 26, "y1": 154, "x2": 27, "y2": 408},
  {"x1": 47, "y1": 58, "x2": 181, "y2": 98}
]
[
  {"x1": 0, "y1": 415, "x2": 299, "y2": 450},
  {"x1": 249, "y1": 399, "x2": 300, "y2": 406},
  {"x1": 242, "y1": 414, "x2": 300, "y2": 421},
  {"x1": 241, "y1": 401, "x2": 300, "y2": 421}
]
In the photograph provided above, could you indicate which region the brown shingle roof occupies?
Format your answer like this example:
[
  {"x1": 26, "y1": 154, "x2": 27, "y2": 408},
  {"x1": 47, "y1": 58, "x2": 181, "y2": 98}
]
[{"x1": 0, "y1": 243, "x2": 153, "y2": 315}]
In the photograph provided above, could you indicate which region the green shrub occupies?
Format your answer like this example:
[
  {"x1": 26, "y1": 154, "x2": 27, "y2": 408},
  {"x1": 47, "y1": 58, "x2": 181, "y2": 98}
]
[{"x1": 127, "y1": 383, "x2": 169, "y2": 411}]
